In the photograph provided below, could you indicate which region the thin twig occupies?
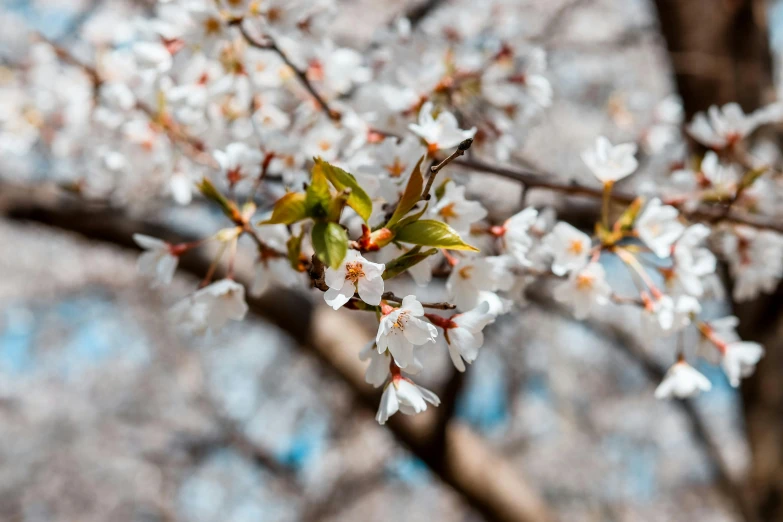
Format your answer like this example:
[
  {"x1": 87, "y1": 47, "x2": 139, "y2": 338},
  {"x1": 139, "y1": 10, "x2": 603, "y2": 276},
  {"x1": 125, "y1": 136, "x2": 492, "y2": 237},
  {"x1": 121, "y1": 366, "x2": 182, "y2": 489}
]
[
  {"x1": 382, "y1": 291, "x2": 456, "y2": 310},
  {"x1": 456, "y1": 157, "x2": 783, "y2": 233},
  {"x1": 422, "y1": 138, "x2": 473, "y2": 201},
  {"x1": 232, "y1": 19, "x2": 341, "y2": 122}
]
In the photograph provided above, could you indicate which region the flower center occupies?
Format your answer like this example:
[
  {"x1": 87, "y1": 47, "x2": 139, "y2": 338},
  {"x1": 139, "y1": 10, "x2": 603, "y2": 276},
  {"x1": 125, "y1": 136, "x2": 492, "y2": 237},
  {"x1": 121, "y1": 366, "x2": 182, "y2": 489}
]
[
  {"x1": 318, "y1": 140, "x2": 332, "y2": 152},
  {"x1": 392, "y1": 311, "x2": 410, "y2": 329},
  {"x1": 439, "y1": 202, "x2": 458, "y2": 220},
  {"x1": 567, "y1": 239, "x2": 584, "y2": 255},
  {"x1": 345, "y1": 261, "x2": 365, "y2": 283},
  {"x1": 385, "y1": 158, "x2": 406, "y2": 178},
  {"x1": 576, "y1": 273, "x2": 594, "y2": 290},
  {"x1": 458, "y1": 265, "x2": 474, "y2": 279},
  {"x1": 204, "y1": 18, "x2": 221, "y2": 35}
]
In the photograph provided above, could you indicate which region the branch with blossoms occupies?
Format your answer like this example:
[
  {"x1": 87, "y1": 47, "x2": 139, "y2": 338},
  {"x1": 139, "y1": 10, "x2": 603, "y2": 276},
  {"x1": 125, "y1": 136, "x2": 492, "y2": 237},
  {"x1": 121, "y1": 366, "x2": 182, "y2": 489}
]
[{"x1": 5, "y1": 0, "x2": 783, "y2": 429}]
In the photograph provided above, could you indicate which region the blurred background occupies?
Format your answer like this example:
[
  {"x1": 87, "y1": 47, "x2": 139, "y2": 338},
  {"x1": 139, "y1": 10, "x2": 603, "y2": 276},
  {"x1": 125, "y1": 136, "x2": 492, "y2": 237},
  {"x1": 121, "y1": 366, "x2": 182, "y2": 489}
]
[{"x1": 2, "y1": 0, "x2": 783, "y2": 521}]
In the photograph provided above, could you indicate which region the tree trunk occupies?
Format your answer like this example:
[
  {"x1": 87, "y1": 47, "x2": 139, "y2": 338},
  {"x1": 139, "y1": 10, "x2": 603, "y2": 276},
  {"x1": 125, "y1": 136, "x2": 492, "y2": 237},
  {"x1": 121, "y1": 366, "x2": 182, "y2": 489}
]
[
  {"x1": 655, "y1": 1, "x2": 783, "y2": 520},
  {"x1": 654, "y1": 0, "x2": 773, "y2": 119}
]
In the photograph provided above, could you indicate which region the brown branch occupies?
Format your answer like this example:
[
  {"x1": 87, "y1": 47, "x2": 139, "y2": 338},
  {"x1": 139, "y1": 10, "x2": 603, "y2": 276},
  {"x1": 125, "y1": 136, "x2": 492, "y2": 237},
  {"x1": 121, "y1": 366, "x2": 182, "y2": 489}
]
[
  {"x1": 1, "y1": 182, "x2": 552, "y2": 522},
  {"x1": 422, "y1": 138, "x2": 473, "y2": 201},
  {"x1": 232, "y1": 20, "x2": 341, "y2": 122},
  {"x1": 381, "y1": 291, "x2": 456, "y2": 310},
  {"x1": 456, "y1": 157, "x2": 783, "y2": 233}
]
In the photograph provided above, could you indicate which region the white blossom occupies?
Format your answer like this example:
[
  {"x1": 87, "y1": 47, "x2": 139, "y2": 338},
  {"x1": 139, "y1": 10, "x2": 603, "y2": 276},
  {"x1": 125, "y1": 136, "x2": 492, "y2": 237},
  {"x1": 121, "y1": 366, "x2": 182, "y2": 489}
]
[
  {"x1": 635, "y1": 198, "x2": 685, "y2": 258},
  {"x1": 408, "y1": 101, "x2": 476, "y2": 152},
  {"x1": 376, "y1": 296, "x2": 437, "y2": 368},
  {"x1": 501, "y1": 207, "x2": 539, "y2": 266},
  {"x1": 687, "y1": 102, "x2": 783, "y2": 149},
  {"x1": 670, "y1": 224, "x2": 716, "y2": 296},
  {"x1": 431, "y1": 181, "x2": 488, "y2": 234},
  {"x1": 581, "y1": 136, "x2": 638, "y2": 183},
  {"x1": 359, "y1": 341, "x2": 422, "y2": 388},
  {"x1": 721, "y1": 341, "x2": 764, "y2": 387},
  {"x1": 446, "y1": 256, "x2": 512, "y2": 311},
  {"x1": 553, "y1": 262, "x2": 611, "y2": 319},
  {"x1": 171, "y1": 279, "x2": 248, "y2": 334},
  {"x1": 324, "y1": 250, "x2": 385, "y2": 310},
  {"x1": 643, "y1": 294, "x2": 700, "y2": 335},
  {"x1": 376, "y1": 378, "x2": 440, "y2": 425},
  {"x1": 214, "y1": 142, "x2": 263, "y2": 186},
  {"x1": 654, "y1": 361, "x2": 712, "y2": 399},
  {"x1": 445, "y1": 302, "x2": 495, "y2": 372},
  {"x1": 542, "y1": 222, "x2": 591, "y2": 276},
  {"x1": 133, "y1": 234, "x2": 178, "y2": 287}
]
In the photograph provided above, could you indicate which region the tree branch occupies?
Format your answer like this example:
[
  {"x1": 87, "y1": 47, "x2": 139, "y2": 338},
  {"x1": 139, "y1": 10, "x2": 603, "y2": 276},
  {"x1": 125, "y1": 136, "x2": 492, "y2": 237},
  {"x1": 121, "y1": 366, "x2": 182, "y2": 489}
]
[{"x1": 1, "y1": 181, "x2": 553, "y2": 522}]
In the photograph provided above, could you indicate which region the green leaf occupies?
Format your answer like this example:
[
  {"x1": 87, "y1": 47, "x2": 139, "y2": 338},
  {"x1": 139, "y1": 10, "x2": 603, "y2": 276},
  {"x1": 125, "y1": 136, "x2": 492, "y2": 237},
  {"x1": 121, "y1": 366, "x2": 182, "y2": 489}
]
[
  {"x1": 434, "y1": 177, "x2": 451, "y2": 201},
  {"x1": 196, "y1": 177, "x2": 238, "y2": 220},
  {"x1": 382, "y1": 247, "x2": 437, "y2": 280},
  {"x1": 385, "y1": 155, "x2": 425, "y2": 229},
  {"x1": 312, "y1": 222, "x2": 348, "y2": 269},
  {"x1": 286, "y1": 230, "x2": 304, "y2": 270},
  {"x1": 262, "y1": 192, "x2": 308, "y2": 225},
  {"x1": 315, "y1": 158, "x2": 373, "y2": 223},
  {"x1": 739, "y1": 166, "x2": 768, "y2": 190},
  {"x1": 394, "y1": 220, "x2": 479, "y2": 252},
  {"x1": 394, "y1": 202, "x2": 428, "y2": 230},
  {"x1": 306, "y1": 163, "x2": 331, "y2": 218},
  {"x1": 613, "y1": 197, "x2": 644, "y2": 232}
]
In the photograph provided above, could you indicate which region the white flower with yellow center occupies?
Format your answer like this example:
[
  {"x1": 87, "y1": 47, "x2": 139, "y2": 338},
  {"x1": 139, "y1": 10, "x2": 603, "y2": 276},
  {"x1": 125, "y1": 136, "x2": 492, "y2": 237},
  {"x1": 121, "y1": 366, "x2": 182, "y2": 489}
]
[
  {"x1": 376, "y1": 296, "x2": 437, "y2": 368},
  {"x1": 553, "y1": 262, "x2": 611, "y2": 319},
  {"x1": 542, "y1": 222, "x2": 591, "y2": 276},
  {"x1": 324, "y1": 250, "x2": 385, "y2": 310}
]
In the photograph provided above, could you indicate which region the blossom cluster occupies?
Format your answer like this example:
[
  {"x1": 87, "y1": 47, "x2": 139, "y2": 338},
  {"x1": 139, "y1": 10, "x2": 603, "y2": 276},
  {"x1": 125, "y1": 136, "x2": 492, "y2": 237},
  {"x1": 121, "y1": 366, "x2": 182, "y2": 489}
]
[{"x1": 4, "y1": 0, "x2": 783, "y2": 424}]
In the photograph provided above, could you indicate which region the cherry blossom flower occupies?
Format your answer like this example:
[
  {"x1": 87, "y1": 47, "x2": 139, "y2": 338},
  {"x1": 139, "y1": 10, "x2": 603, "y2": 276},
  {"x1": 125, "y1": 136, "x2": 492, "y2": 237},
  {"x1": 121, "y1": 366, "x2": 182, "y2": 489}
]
[
  {"x1": 171, "y1": 279, "x2": 248, "y2": 334},
  {"x1": 324, "y1": 250, "x2": 385, "y2": 310},
  {"x1": 446, "y1": 256, "x2": 513, "y2": 311},
  {"x1": 481, "y1": 47, "x2": 552, "y2": 113},
  {"x1": 214, "y1": 143, "x2": 263, "y2": 187},
  {"x1": 581, "y1": 136, "x2": 638, "y2": 184},
  {"x1": 670, "y1": 224, "x2": 716, "y2": 297},
  {"x1": 720, "y1": 226, "x2": 783, "y2": 301},
  {"x1": 635, "y1": 198, "x2": 685, "y2": 258},
  {"x1": 431, "y1": 181, "x2": 488, "y2": 234},
  {"x1": 315, "y1": 42, "x2": 371, "y2": 96},
  {"x1": 499, "y1": 207, "x2": 539, "y2": 266},
  {"x1": 687, "y1": 102, "x2": 783, "y2": 149},
  {"x1": 408, "y1": 101, "x2": 476, "y2": 152},
  {"x1": 542, "y1": 222, "x2": 591, "y2": 276},
  {"x1": 133, "y1": 234, "x2": 178, "y2": 287},
  {"x1": 376, "y1": 296, "x2": 437, "y2": 368},
  {"x1": 553, "y1": 262, "x2": 611, "y2": 319},
  {"x1": 376, "y1": 377, "x2": 440, "y2": 425},
  {"x1": 442, "y1": 302, "x2": 495, "y2": 372},
  {"x1": 359, "y1": 341, "x2": 422, "y2": 388},
  {"x1": 721, "y1": 341, "x2": 764, "y2": 387},
  {"x1": 132, "y1": 41, "x2": 172, "y2": 75},
  {"x1": 643, "y1": 294, "x2": 700, "y2": 335},
  {"x1": 654, "y1": 360, "x2": 712, "y2": 399}
]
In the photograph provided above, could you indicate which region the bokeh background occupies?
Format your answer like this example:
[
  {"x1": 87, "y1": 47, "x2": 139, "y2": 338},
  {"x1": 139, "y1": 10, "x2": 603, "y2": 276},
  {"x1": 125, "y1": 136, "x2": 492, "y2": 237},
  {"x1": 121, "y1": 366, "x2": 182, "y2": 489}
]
[{"x1": 2, "y1": 0, "x2": 783, "y2": 521}]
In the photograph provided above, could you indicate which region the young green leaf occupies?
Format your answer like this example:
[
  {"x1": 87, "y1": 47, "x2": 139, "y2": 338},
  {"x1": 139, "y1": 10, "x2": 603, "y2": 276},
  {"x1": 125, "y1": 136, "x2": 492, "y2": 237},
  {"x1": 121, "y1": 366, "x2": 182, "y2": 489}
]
[
  {"x1": 306, "y1": 163, "x2": 332, "y2": 219},
  {"x1": 261, "y1": 192, "x2": 308, "y2": 225},
  {"x1": 393, "y1": 202, "x2": 428, "y2": 230},
  {"x1": 286, "y1": 229, "x2": 305, "y2": 270},
  {"x1": 314, "y1": 158, "x2": 373, "y2": 222},
  {"x1": 385, "y1": 155, "x2": 424, "y2": 229},
  {"x1": 394, "y1": 219, "x2": 479, "y2": 251},
  {"x1": 382, "y1": 247, "x2": 437, "y2": 280},
  {"x1": 312, "y1": 222, "x2": 348, "y2": 269}
]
